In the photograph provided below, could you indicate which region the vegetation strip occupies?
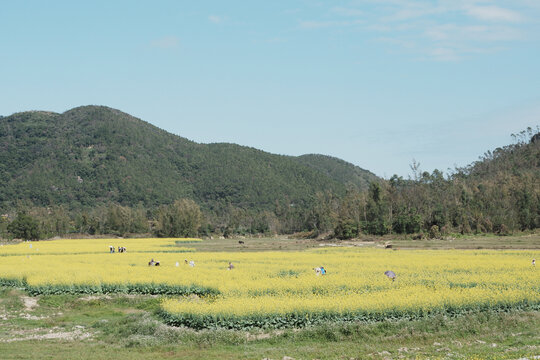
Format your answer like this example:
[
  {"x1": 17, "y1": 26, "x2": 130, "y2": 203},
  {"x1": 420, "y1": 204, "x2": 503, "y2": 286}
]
[
  {"x1": 159, "y1": 301, "x2": 540, "y2": 330},
  {"x1": 0, "y1": 277, "x2": 219, "y2": 296}
]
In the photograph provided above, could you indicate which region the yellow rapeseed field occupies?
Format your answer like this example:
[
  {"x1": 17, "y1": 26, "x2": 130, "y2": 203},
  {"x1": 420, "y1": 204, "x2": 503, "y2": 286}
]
[
  {"x1": 1, "y1": 238, "x2": 538, "y2": 328},
  {"x1": 0, "y1": 237, "x2": 200, "y2": 255}
]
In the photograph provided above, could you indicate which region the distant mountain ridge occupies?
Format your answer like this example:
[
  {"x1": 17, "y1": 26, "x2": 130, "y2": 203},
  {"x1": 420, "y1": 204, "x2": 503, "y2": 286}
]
[{"x1": 0, "y1": 105, "x2": 378, "y2": 210}]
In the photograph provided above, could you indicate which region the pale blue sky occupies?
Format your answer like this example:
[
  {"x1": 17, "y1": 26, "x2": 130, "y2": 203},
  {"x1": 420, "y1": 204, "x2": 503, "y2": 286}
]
[{"x1": 1, "y1": 1, "x2": 539, "y2": 177}]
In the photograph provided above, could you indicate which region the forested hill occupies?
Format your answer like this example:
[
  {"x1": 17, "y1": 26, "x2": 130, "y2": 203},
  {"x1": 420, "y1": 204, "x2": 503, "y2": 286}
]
[
  {"x1": 0, "y1": 105, "x2": 377, "y2": 211},
  {"x1": 296, "y1": 154, "x2": 377, "y2": 190}
]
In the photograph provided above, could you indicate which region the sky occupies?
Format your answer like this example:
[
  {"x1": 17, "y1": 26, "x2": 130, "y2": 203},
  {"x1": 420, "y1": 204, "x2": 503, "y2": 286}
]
[{"x1": 1, "y1": 0, "x2": 539, "y2": 178}]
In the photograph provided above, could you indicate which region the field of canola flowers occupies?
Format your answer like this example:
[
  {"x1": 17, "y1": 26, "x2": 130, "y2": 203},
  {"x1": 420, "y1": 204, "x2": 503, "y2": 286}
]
[
  {"x1": 1, "y1": 238, "x2": 539, "y2": 329},
  {"x1": 0, "y1": 238, "x2": 207, "y2": 295}
]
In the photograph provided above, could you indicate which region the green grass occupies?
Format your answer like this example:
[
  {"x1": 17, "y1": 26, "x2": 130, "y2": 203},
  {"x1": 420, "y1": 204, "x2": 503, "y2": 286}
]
[{"x1": 1, "y1": 286, "x2": 539, "y2": 359}]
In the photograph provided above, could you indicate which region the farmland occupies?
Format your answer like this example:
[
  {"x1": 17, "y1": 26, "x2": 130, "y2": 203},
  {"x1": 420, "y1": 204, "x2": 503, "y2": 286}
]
[{"x1": 0, "y1": 236, "x2": 539, "y2": 359}]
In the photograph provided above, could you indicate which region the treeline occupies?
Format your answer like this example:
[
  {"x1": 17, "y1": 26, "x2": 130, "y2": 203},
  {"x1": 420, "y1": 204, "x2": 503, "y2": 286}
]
[
  {"x1": 328, "y1": 128, "x2": 539, "y2": 238},
  {"x1": 1, "y1": 129, "x2": 538, "y2": 241},
  {"x1": 0, "y1": 200, "x2": 201, "y2": 241}
]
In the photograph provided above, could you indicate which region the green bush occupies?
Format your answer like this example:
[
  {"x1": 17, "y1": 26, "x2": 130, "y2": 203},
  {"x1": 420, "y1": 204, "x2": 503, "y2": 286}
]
[
  {"x1": 7, "y1": 213, "x2": 41, "y2": 240},
  {"x1": 334, "y1": 220, "x2": 359, "y2": 240}
]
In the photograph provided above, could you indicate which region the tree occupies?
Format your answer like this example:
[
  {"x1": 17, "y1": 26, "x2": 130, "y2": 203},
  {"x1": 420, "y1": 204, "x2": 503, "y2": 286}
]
[
  {"x1": 7, "y1": 212, "x2": 41, "y2": 240},
  {"x1": 0, "y1": 215, "x2": 10, "y2": 240},
  {"x1": 105, "y1": 204, "x2": 131, "y2": 236},
  {"x1": 334, "y1": 219, "x2": 359, "y2": 240},
  {"x1": 310, "y1": 191, "x2": 339, "y2": 234},
  {"x1": 364, "y1": 182, "x2": 390, "y2": 235},
  {"x1": 154, "y1": 199, "x2": 202, "y2": 237}
]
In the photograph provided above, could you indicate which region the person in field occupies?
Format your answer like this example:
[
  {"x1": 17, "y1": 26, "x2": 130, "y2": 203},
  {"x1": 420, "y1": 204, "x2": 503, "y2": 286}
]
[
  {"x1": 320, "y1": 266, "x2": 326, "y2": 275},
  {"x1": 313, "y1": 267, "x2": 321, "y2": 275},
  {"x1": 189, "y1": 260, "x2": 195, "y2": 267},
  {"x1": 228, "y1": 262, "x2": 235, "y2": 270},
  {"x1": 384, "y1": 270, "x2": 397, "y2": 281},
  {"x1": 533, "y1": 259, "x2": 536, "y2": 267}
]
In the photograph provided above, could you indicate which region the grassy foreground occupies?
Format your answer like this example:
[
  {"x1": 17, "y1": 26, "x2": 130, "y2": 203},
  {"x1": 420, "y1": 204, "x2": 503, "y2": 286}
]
[{"x1": 0, "y1": 287, "x2": 539, "y2": 360}]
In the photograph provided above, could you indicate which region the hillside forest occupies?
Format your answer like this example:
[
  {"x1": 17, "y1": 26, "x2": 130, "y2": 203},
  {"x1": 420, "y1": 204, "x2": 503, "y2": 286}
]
[{"x1": 0, "y1": 107, "x2": 538, "y2": 240}]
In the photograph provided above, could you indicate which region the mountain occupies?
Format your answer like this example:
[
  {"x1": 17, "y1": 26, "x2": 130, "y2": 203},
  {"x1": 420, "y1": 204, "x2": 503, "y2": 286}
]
[
  {"x1": 296, "y1": 154, "x2": 378, "y2": 191},
  {"x1": 0, "y1": 106, "x2": 378, "y2": 211}
]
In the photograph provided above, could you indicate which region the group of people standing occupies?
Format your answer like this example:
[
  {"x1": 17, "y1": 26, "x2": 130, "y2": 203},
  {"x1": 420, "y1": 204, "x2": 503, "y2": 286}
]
[{"x1": 109, "y1": 246, "x2": 126, "y2": 253}]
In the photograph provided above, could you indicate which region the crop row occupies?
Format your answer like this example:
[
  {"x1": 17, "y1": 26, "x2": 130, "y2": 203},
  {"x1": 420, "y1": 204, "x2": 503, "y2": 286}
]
[
  {"x1": 159, "y1": 299, "x2": 540, "y2": 330},
  {"x1": 0, "y1": 277, "x2": 219, "y2": 296}
]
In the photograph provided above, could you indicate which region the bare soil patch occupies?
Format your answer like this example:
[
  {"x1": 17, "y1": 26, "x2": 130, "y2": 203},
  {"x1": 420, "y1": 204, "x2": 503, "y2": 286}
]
[
  {"x1": 0, "y1": 326, "x2": 92, "y2": 342},
  {"x1": 21, "y1": 296, "x2": 38, "y2": 311}
]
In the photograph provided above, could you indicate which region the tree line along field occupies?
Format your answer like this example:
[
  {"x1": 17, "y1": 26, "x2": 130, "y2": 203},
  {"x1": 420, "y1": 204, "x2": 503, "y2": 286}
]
[{"x1": 1, "y1": 238, "x2": 538, "y2": 333}]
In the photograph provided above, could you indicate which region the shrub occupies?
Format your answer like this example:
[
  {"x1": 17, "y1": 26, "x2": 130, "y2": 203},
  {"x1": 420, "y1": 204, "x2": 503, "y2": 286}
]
[
  {"x1": 7, "y1": 212, "x2": 41, "y2": 240},
  {"x1": 428, "y1": 225, "x2": 440, "y2": 239},
  {"x1": 334, "y1": 220, "x2": 359, "y2": 240}
]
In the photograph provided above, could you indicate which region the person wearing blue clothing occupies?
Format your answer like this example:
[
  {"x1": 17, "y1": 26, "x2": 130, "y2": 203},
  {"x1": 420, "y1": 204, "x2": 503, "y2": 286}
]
[{"x1": 320, "y1": 266, "x2": 326, "y2": 275}]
